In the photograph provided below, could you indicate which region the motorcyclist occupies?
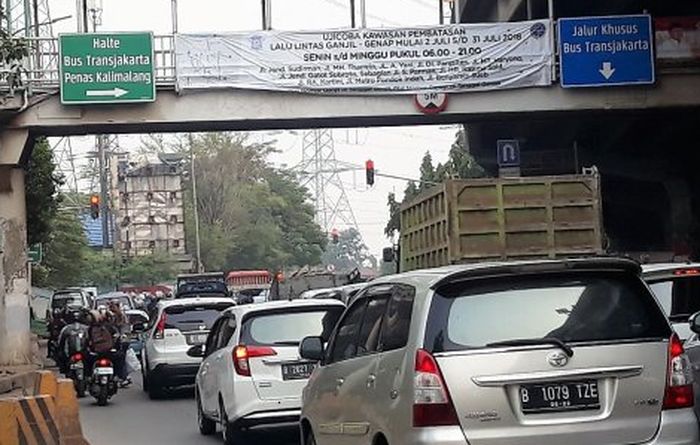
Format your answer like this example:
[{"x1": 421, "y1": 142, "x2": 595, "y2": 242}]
[
  {"x1": 85, "y1": 302, "x2": 131, "y2": 386},
  {"x1": 55, "y1": 306, "x2": 90, "y2": 374}
]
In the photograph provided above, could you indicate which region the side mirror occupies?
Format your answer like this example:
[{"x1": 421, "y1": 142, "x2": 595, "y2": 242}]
[
  {"x1": 300, "y1": 336, "x2": 325, "y2": 363},
  {"x1": 382, "y1": 247, "x2": 395, "y2": 263},
  {"x1": 187, "y1": 344, "x2": 206, "y2": 358},
  {"x1": 690, "y1": 312, "x2": 700, "y2": 334}
]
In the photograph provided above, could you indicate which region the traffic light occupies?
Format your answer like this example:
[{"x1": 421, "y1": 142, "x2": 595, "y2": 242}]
[
  {"x1": 331, "y1": 228, "x2": 339, "y2": 244},
  {"x1": 90, "y1": 195, "x2": 100, "y2": 220},
  {"x1": 365, "y1": 159, "x2": 375, "y2": 186}
]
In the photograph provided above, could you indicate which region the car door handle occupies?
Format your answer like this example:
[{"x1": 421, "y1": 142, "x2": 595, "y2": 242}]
[
  {"x1": 215, "y1": 354, "x2": 223, "y2": 361},
  {"x1": 336, "y1": 378, "x2": 345, "y2": 387},
  {"x1": 366, "y1": 374, "x2": 376, "y2": 388}
]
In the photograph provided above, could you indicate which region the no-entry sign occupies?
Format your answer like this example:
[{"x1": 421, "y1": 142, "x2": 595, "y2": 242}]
[{"x1": 59, "y1": 32, "x2": 156, "y2": 104}]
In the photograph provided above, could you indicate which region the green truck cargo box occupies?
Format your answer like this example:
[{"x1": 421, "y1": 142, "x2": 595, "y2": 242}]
[{"x1": 400, "y1": 172, "x2": 604, "y2": 271}]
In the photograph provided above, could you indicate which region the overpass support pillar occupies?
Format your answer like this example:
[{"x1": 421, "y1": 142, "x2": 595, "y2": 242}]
[{"x1": 0, "y1": 129, "x2": 31, "y2": 366}]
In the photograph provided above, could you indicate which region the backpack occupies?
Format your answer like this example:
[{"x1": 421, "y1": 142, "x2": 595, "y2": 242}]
[{"x1": 90, "y1": 324, "x2": 114, "y2": 353}]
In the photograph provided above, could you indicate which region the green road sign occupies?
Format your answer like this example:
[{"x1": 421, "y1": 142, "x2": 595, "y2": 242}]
[
  {"x1": 59, "y1": 32, "x2": 156, "y2": 104},
  {"x1": 29, "y1": 243, "x2": 42, "y2": 264}
]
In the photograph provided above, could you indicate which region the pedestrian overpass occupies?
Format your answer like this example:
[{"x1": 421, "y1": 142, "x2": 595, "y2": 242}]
[{"x1": 1, "y1": 33, "x2": 700, "y2": 365}]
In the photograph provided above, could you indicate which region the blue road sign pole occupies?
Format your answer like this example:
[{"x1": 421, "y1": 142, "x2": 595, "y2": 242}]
[{"x1": 558, "y1": 14, "x2": 655, "y2": 88}]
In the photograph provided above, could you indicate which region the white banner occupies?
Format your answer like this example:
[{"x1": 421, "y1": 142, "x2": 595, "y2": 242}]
[{"x1": 175, "y1": 20, "x2": 553, "y2": 94}]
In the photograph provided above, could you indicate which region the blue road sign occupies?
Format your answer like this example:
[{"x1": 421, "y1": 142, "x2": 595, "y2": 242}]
[
  {"x1": 497, "y1": 139, "x2": 520, "y2": 168},
  {"x1": 558, "y1": 14, "x2": 655, "y2": 88}
]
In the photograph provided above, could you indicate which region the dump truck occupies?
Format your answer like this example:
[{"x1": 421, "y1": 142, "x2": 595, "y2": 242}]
[{"x1": 396, "y1": 170, "x2": 604, "y2": 272}]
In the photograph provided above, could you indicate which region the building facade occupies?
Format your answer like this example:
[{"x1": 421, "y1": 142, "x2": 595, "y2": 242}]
[{"x1": 117, "y1": 163, "x2": 187, "y2": 258}]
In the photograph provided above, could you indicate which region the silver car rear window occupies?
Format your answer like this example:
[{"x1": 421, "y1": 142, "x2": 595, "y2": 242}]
[{"x1": 425, "y1": 272, "x2": 671, "y2": 353}]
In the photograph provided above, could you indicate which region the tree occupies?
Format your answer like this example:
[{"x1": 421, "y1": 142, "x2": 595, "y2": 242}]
[
  {"x1": 384, "y1": 129, "x2": 484, "y2": 240},
  {"x1": 441, "y1": 128, "x2": 485, "y2": 179},
  {"x1": 164, "y1": 132, "x2": 326, "y2": 271},
  {"x1": 119, "y1": 253, "x2": 176, "y2": 286},
  {"x1": 26, "y1": 138, "x2": 63, "y2": 245},
  {"x1": 82, "y1": 250, "x2": 120, "y2": 290},
  {"x1": 321, "y1": 228, "x2": 374, "y2": 272},
  {"x1": 0, "y1": 4, "x2": 28, "y2": 95},
  {"x1": 419, "y1": 151, "x2": 437, "y2": 189},
  {"x1": 33, "y1": 212, "x2": 87, "y2": 289}
]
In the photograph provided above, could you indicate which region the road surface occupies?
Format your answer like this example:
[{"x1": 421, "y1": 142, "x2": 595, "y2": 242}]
[{"x1": 79, "y1": 375, "x2": 298, "y2": 445}]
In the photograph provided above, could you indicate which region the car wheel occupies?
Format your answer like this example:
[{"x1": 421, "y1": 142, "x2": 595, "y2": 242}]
[
  {"x1": 197, "y1": 391, "x2": 216, "y2": 436},
  {"x1": 306, "y1": 428, "x2": 317, "y2": 445},
  {"x1": 147, "y1": 378, "x2": 165, "y2": 400},
  {"x1": 220, "y1": 400, "x2": 244, "y2": 445},
  {"x1": 141, "y1": 366, "x2": 149, "y2": 392}
]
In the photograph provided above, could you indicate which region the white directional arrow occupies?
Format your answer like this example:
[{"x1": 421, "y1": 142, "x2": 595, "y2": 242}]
[
  {"x1": 86, "y1": 87, "x2": 128, "y2": 98},
  {"x1": 599, "y1": 62, "x2": 616, "y2": 80}
]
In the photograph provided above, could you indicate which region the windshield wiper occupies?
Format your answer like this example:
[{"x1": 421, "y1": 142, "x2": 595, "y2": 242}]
[
  {"x1": 273, "y1": 341, "x2": 300, "y2": 346},
  {"x1": 486, "y1": 337, "x2": 574, "y2": 357}
]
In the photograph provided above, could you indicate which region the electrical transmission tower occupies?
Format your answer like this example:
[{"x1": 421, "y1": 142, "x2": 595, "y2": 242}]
[
  {"x1": 52, "y1": 137, "x2": 80, "y2": 194},
  {"x1": 297, "y1": 129, "x2": 359, "y2": 235}
]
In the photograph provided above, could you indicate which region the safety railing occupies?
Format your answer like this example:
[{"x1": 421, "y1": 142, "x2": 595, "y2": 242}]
[
  {"x1": 0, "y1": 35, "x2": 176, "y2": 93},
  {"x1": 0, "y1": 33, "x2": 698, "y2": 95}
]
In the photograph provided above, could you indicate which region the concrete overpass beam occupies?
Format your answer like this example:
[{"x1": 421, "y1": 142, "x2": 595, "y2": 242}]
[{"x1": 0, "y1": 129, "x2": 31, "y2": 366}]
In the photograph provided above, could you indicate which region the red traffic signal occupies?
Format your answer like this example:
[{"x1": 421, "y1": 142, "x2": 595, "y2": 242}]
[
  {"x1": 365, "y1": 159, "x2": 375, "y2": 186},
  {"x1": 90, "y1": 195, "x2": 100, "y2": 220}
]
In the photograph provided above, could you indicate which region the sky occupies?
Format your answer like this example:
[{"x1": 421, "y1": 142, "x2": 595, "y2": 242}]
[{"x1": 48, "y1": 0, "x2": 457, "y2": 259}]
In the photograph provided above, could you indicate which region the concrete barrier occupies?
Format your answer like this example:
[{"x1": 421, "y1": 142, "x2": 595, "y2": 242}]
[{"x1": 0, "y1": 371, "x2": 89, "y2": 445}]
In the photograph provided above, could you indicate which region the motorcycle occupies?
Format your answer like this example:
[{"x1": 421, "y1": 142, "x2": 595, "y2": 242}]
[
  {"x1": 57, "y1": 316, "x2": 90, "y2": 396},
  {"x1": 89, "y1": 352, "x2": 119, "y2": 406},
  {"x1": 66, "y1": 352, "x2": 87, "y2": 397}
]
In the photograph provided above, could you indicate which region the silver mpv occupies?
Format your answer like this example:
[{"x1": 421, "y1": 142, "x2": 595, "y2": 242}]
[{"x1": 299, "y1": 259, "x2": 699, "y2": 445}]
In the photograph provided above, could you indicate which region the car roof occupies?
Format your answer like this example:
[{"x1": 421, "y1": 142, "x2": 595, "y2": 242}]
[
  {"x1": 371, "y1": 257, "x2": 642, "y2": 289},
  {"x1": 95, "y1": 292, "x2": 130, "y2": 300},
  {"x1": 223, "y1": 298, "x2": 344, "y2": 317},
  {"x1": 158, "y1": 296, "x2": 235, "y2": 309}
]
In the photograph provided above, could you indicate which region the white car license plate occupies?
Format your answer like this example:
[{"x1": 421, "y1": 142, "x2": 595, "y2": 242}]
[
  {"x1": 188, "y1": 334, "x2": 208, "y2": 345},
  {"x1": 94, "y1": 367, "x2": 113, "y2": 375}
]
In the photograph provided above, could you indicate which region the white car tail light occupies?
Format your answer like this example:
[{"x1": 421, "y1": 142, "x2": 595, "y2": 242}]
[
  {"x1": 663, "y1": 334, "x2": 694, "y2": 410},
  {"x1": 233, "y1": 345, "x2": 277, "y2": 377},
  {"x1": 413, "y1": 349, "x2": 459, "y2": 427},
  {"x1": 153, "y1": 312, "x2": 167, "y2": 340}
]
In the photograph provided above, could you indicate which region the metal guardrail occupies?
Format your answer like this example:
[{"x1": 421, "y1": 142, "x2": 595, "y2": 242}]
[
  {"x1": 0, "y1": 34, "x2": 698, "y2": 95},
  {"x1": 0, "y1": 35, "x2": 176, "y2": 93}
]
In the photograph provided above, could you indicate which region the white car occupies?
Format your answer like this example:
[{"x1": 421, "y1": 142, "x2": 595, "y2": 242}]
[
  {"x1": 141, "y1": 297, "x2": 235, "y2": 399},
  {"x1": 193, "y1": 299, "x2": 345, "y2": 444}
]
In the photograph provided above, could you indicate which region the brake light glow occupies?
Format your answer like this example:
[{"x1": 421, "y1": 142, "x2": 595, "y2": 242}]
[
  {"x1": 413, "y1": 349, "x2": 459, "y2": 427},
  {"x1": 663, "y1": 334, "x2": 694, "y2": 410},
  {"x1": 673, "y1": 269, "x2": 700, "y2": 276},
  {"x1": 96, "y1": 358, "x2": 112, "y2": 367},
  {"x1": 233, "y1": 345, "x2": 276, "y2": 377},
  {"x1": 154, "y1": 312, "x2": 167, "y2": 339},
  {"x1": 71, "y1": 352, "x2": 83, "y2": 362}
]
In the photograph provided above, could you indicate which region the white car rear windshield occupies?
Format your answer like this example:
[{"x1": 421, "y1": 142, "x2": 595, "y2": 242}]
[
  {"x1": 648, "y1": 276, "x2": 700, "y2": 322},
  {"x1": 165, "y1": 303, "x2": 233, "y2": 331},
  {"x1": 425, "y1": 272, "x2": 671, "y2": 353},
  {"x1": 241, "y1": 307, "x2": 344, "y2": 346}
]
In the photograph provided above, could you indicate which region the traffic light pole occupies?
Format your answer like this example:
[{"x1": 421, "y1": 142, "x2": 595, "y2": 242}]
[{"x1": 97, "y1": 134, "x2": 109, "y2": 248}]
